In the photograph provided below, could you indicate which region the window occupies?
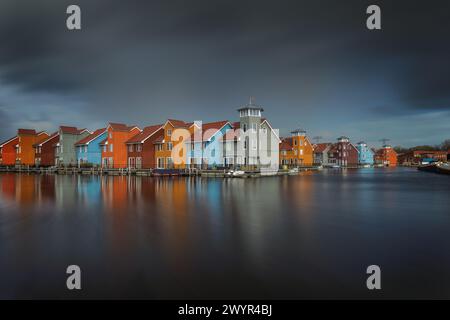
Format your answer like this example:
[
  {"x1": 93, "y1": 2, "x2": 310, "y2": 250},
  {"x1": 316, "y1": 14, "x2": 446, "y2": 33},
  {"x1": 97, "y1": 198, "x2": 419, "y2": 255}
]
[
  {"x1": 294, "y1": 150, "x2": 297, "y2": 155},
  {"x1": 251, "y1": 123, "x2": 257, "y2": 131},
  {"x1": 128, "y1": 145, "x2": 134, "y2": 152},
  {"x1": 84, "y1": 146, "x2": 88, "y2": 153},
  {"x1": 103, "y1": 145, "x2": 107, "y2": 152},
  {"x1": 167, "y1": 129, "x2": 172, "y2": 136},
  {"x1": 282, "y1": 150, "x2": 287, "y2": 156},
  {"x1": 166, "y1": 157, "x2": 173, "y2": 168},
  {"x1": 300, "y1": 149, "x2": 304, "y2": 155},
  {"x1": 243, "y1": 124, "x2": 247, "y2": 132},
  {"x1": 157, "y1": 157, "x2": 164, "y2": 168},
  {"x1": 136, "y1": 144, "x2": 142, "y2": 152},
  {"x1": 60, "y1": 145, "x2": 63, "y2": 153},
  {"x1": 167, "y1": 142, "x2": 173, "y2": 151},
  {"x1": 300, "y1": 139, "x2": 303, "y2": 146},
  {"x1": 109, "y1": 132, "x2": 112, "y2": 139},
  {"x1": 110, "y1": 144, "x2": 113, "y2": 152},
  {"x1": 294, "y1": 139, "x2": 297, "y2": 146}
]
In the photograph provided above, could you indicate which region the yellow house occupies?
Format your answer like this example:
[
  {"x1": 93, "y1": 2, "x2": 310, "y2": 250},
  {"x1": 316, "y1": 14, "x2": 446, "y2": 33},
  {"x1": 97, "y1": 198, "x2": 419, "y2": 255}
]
[
  {"x1": 154, "y1": 119, "x2": 197, "y2": 169},
  {"x1": 280, "y1": 129, "x2": 314, "y2": 167}
]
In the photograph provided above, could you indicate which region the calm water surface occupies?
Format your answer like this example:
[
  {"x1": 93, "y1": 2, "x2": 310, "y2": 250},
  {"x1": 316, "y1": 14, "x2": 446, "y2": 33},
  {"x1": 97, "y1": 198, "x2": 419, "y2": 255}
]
[{"x1": 0, "y1": 167, "x2": 449, "y2": 299}]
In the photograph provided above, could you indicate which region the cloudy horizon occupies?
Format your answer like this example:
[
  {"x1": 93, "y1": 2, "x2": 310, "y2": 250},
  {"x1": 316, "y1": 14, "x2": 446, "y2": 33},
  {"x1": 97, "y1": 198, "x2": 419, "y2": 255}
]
[{"x1": 1, "y1": 0, "x2": 449, "y2": 148}]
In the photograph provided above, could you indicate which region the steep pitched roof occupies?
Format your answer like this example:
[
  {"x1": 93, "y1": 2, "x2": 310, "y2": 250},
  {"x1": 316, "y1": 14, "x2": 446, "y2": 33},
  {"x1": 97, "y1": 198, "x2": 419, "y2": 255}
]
[
  {"x1": 190, "y1": 120, "x2": 230, "y2": 141},
  {"x1": 126, "y1": 124, "x2": 164, "y2": 144},
  {"x1": 0, "y1": 136, "x2": 19, "y2": 147},
  {"x1": 152, "y1": 135, "x2": 164, "y2": 144},
  {"x1": 313, "y1": 143, "x2": 332, "y2": 153},
  {"x1": 75, "y1": 128, "x2": 106, "y2": 146},
  {"x1": 166, "y1": 119, "x2": 192, "y2": 129},
  {"x1": 35, "y1": 132, "x2": 50, "y2": 144},
  {"x1": 280, "y1": 137, "x2": 293, "y2": 151},
  {"x1": 34, "y1": 132, "x2": 59, "y2": 147}
]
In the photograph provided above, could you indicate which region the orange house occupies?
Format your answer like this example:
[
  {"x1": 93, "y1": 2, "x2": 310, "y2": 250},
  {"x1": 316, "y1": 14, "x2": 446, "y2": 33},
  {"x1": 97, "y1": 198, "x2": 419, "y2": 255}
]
[
  {"x1": 375, "y1": 145, "x2": 398, "y2": 167},
  {"x1": 15, "y1": 129, "x2": 50, "y2": 166},
  {"x1": 0, "y1": 135, "x2": 19, "y2": 166},
  {"x1": 279, "y1": 129, "x2": 314, "y2": 167},
  {"x1": 154, "y1": 119, "x2": 197, "y2": 169},
  {"x1": 100, "y1": 123, "x2": 141, "y2": 168}
]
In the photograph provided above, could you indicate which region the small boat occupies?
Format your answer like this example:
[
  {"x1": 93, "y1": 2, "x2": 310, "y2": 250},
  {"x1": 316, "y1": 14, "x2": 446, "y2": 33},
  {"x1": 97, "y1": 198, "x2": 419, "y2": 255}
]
[
  {"x1": 288, "y1": 168, "x2": 299, "y2": 175},
  {"x1": 227, "y1": 170, "x2": 245, "y2": 177},
  {"x1": 418, "y1": 162, "x2": 450, "y2": 175}
]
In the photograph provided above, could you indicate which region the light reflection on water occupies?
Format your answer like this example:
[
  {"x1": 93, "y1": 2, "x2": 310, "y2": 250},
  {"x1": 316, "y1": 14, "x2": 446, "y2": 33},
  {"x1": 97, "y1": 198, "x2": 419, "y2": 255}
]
[{"x1": 0, "y1": 168, "x2": 449, "y2": 299}]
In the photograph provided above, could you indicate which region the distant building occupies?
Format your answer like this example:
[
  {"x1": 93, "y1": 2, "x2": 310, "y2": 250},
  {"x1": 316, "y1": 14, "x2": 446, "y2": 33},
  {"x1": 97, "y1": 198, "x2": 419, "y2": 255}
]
[
  {"x1": 100, "y1": 123, "x2": 141, "y2": 169},
  {"x1": 356, "y1": 141, "x2": 374, "y2": 165},
  {"x1": 0, "y1": 135, "x2": 19, "y2": 166},
  {"x1": 279, "y1": 129, "x2": 314, "y2": 167},
  {"x1": 126, "y1": 124, "x2": 164, "y2": 169},
  {"x1": 187, "y1": 120, "x2": 233, "y2": 169},
  {"x1": 75, "y1": 128, "x2": 108, "y2": 166},
  {"x1": 397, "y1": 150, "x2": 447, "y2": 165},
  {"x1": 328, "y1": 136, "x2": 359, "y2": 167},
  {"x1": 16, "y1": 129, "x2": 49, "y2": 166},
  {"x1": 55, "y1": 126, "x2": 91, "y2": 166},
  {"x1": 313, "y1": 143, "x2": 332, "y2": 165},
  {"x1": 235, "y1": 98, "x2": 280, "y2": 171},
  {"x1": 34, "y1": 132, "x2": 59, "y2": 167},
  {"x1": 374, "y1": 145, "x2": 397, "y2": 166}
]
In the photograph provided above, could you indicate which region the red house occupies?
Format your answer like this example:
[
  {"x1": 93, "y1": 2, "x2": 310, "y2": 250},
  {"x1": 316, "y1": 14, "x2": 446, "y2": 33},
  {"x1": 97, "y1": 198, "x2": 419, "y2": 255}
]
[
  {"x1": 34, "y1": 132, "x2": 60, "y2": 167},
  {"x1": 0, "y1": 135, "x2": 19, "y2": 166},
  {"x1": 328, "y1": 136, "x2": 359, "y2": 167},
  {"x1": 126, "y1": 124, "x2": 164, "y2": 169}
]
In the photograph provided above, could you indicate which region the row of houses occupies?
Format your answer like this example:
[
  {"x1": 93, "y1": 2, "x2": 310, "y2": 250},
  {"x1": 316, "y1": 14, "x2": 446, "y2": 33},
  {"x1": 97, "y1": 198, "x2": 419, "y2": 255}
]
[
  {"x1": 4, "y1": 99, "x2": 442, "y2": 170},
  {"x1": 0, "y1": 100, "x2": 280, "y2": 171},
  {"x1": 280, "y1": 135, "x2": 399, "y2": 167}
]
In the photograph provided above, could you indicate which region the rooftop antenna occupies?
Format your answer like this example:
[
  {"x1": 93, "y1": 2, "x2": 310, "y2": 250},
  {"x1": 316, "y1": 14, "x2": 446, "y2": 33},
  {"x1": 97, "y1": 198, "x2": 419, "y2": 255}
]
[
  {"x1": 379, "y1": 138, "x2": 390, "y2": 146},
  {"x1": 249, "y1": 96, "x2": 255, "y2": 105},
  {"x1": 313, "y1": 136, "x2": 323, "y2": 144}
]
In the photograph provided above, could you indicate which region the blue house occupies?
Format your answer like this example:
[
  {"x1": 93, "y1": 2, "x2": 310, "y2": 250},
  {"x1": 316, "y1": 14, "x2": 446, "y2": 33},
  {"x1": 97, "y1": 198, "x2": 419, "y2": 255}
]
[
  {"x1": 186, "y1": 120, "x2": 233, "y2": 168},
  {"x1": 75, "y1": 128, "x2": 107, "y2": 166},
  {"x1": 356, "y1": 141, "x2": 374, "y2": 165}
]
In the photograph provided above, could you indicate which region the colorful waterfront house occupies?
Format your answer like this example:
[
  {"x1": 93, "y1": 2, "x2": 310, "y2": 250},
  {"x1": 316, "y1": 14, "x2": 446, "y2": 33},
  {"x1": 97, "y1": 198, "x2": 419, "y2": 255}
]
[
  {"x1": 55, "y1": 126, "x2": 91, "y2": 166},
  {"x1": 356, "y1": 141, "x2": 374, "y2": 165},
  {"x1": 186, "y1": 120, "x2": 233, "y2": 169},
  {"x1": 313, "y1": 143, "x2": 332, "y2": 165},
  {"x1": 0, "y1": 135, "x2": 19, "y2": 166},
  {"x1": 125, "y1": 124, "x2": 164, "y2": 169},
  {"x1": 33, "y1": 132, "x2": 59, "y2": 167},
  {"x1": 74, "y1": 128, "x2": 108, "y2": 166},
  {"x1": 397, "y1": 150, "x2": 447, "y2": 165},
  {"x1": 279, "y1": 129, "x2": 314, "y2": 167},
  {"x1": 100, "y1": 123, "x2": 141, "y2": 168},
  {"x1": 15, "y1": 129, "x2": 50, "y2": 166},
  {"x1": 328, "y1": 136, "x2": 359, "y2": 167},
  {"x1": 374, "y1": 145, "x2": 398, "y2": 167},
  {"x1": 154, "y1": 119, "x2": 197, "y2": 169}
]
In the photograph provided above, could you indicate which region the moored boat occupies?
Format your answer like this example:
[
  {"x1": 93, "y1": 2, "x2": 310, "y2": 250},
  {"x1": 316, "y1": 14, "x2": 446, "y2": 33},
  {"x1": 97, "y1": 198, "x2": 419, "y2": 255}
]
[{"x1": 418, "y1": 162, "x2": 450, "y2": 175}]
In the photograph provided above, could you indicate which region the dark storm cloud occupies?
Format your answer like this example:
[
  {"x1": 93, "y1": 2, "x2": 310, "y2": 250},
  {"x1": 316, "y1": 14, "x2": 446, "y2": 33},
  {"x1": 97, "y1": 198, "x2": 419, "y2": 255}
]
[{"x1": 0, "y1": 0, "x2": 449, "y2": 146}]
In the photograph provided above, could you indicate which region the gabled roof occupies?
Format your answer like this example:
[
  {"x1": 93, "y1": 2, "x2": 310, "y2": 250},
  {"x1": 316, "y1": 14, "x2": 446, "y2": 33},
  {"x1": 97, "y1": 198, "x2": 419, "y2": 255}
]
[
  {"x1": 126, "y1": 124, "x2": 164, "y2": 144},
  {"x1": 165, "y1": 119, "x2": 193, "y2": 129},
  {"x1": 152, "y1": 135, "x2": 164, "y2": 144},
  {"x1": 0, "y1": 136, "x2": 19, "y2": 147},
  {"x1": 34, "y1": 132, "x2": 59, "y2": 147},
  {"x1": 59, "y1": 126, "x2": 84, "y2": 134},
  {"x1": 190, "y1": 120, "x2": 231, "y2": 141},
  {"x1": 313, "y1": 143, "x2": 332, "y2": 153},
  {"x1": 35, "y1": 132, "x2": 50, "y2": 144},
  {"x1": 75, "y1": 128, "x2": 106, "y2": 146},
  {"x1": 107, "y1": 123, "x2": 141, "y2": 132},
  {"x1": 18, "y1": 129, "x2": 36, "y2": 135},
  {"x1": 280, "y1": 137, "x2": 293, "y2": 151},
  {"x1": 260, "y1": 119, "x2": 281, "y2": 142}
]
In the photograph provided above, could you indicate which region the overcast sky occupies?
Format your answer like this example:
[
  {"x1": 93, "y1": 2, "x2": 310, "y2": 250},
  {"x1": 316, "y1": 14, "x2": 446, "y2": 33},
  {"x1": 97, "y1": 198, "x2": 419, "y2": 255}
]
[{"x1": 0, "y1": 0, "x2": 449, "y2": 147}]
